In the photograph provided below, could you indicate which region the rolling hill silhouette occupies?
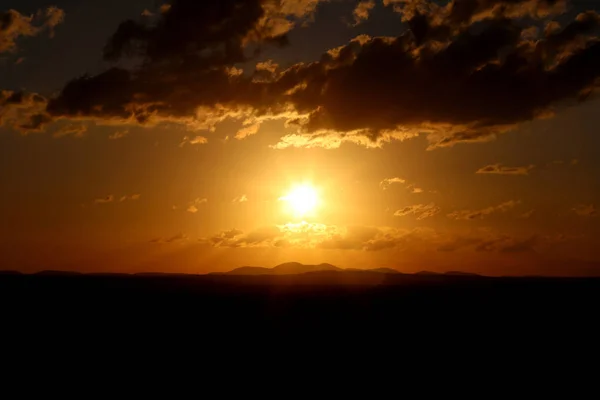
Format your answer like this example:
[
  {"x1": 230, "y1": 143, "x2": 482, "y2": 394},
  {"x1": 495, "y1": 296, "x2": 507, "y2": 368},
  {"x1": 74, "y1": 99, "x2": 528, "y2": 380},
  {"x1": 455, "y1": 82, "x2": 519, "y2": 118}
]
[{"x1": 220, "y1": 262, "x2": 394, "y2": 276}]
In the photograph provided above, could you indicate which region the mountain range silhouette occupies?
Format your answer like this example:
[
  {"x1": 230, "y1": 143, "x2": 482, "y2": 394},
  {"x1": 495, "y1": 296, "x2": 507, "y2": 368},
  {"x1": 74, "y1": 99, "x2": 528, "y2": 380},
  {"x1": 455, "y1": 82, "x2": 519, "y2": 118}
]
[
  {"x1": 1, "y1": 263, "x2": 484, "y2": 277},
  {"x1": 214, "y1": 262, "x2": 404, "y2": 276},
  {"x1": 216, "y1": 262, "x2": 483, "y2": 277}
]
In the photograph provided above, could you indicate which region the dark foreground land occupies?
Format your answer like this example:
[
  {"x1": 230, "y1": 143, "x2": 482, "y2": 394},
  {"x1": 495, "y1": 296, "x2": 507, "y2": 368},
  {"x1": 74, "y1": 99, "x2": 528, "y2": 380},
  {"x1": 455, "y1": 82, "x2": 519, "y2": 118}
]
[
  {"x1": 2, "y1": 270, "x2": 600, "y2": 343},
  {"x1": 3, "y1": 269, "x2": 600, "y2": 378}
]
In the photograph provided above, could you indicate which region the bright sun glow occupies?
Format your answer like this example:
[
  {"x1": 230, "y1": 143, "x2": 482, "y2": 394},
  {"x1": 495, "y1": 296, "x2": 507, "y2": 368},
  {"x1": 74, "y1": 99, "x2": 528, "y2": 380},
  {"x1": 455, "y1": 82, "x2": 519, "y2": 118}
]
[{"x1": 280, "y1": 185, "x2": 319, "y2": 217}]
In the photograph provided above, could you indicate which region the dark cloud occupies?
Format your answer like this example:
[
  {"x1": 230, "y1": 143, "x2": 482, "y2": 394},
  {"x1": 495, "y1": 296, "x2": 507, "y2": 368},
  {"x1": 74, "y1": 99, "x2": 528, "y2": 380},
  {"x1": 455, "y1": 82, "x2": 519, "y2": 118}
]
[
  {"x1": 8, "y1": 0, "x2": 600, "y2": 150},
  {"x1": 43, "y1": 0, "x2": 324, "y2": 128},
  {"x1": 476, "y1": 163, "x2": 535, "y2": 175},
  {"x1": 447, "y1": 200, "x2": 520, "y2": 220},
  {"x1": 0, "y1": 7, "x2": 65, "y2": 53}
]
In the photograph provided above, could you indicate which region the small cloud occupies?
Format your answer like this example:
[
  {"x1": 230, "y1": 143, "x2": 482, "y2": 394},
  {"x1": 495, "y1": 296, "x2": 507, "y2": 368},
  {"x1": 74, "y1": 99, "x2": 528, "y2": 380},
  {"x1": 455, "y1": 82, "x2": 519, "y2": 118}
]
[
  {"x1": 381, "y1": 177, "x2": 428, "y2": 194},
  {"x1": 226, "y1": 66, "x2": 244, "y2": 77},
  {"x1": 394, "y1": 203, "x2": 440, "y2": 220},
  {"x1": 94, "y1": 195, "x2": 114, "y2": 204},
  {"x1": 180, "y1": 135, "x2": 208, "y2": 147},
  {"x1": 53, "y1": 124, "x2": 87, "y2": 139},
  {"x1": 166, "y1": 233, "x2": 188, "y2": 242},
  {"x1": 447, "y1": 201, "x2": 521, "y2": 220},
  {"x1": 380, "y1": 177, "x2": 406, "y2": 190},
  {"x1": 141, "y1": 9, "x2": 154, "y2": 17},
  {"x1": 15, "y1": 57, "x2": 25, "y2": 65},
  {"x1": 119, "y1": 194, "x2": 141, "y2": 202},
  {"x1": 572, "y1": 204, "x2": 597, "y2": 217},
  {"x1": 476, "y1": 164, "x2": 534, "y2": 176},
  {"x1": 151, "y1": 232, "x2": 189, "y2": 244},
  {"x1": 547, "y1": 159, "x2": 579, "y2": 167},
  {"x1": 186, "y1": 198, "x2": 208, "y2": 213},
  {"x1": 0, "y1": 7, "x2": 65, "y2": 54},
  {"x1": 109, "y1": 130, "x2": 128, "y2": 140},
  {"x1": 233, "y1": 194, "x2": 248, "y2": 203},
  {"x1": 235, "y1": 123, "x2": 260, "y2": 140},
  {"x1": 92, "y1": 193, "x2": 139, "y2": 206},
  {"x1": 353, "y1": 0, "x2": 375, "y2": 26},
  {"x1": 519, "y1": 210, "x2": 536, "y2": 219}
]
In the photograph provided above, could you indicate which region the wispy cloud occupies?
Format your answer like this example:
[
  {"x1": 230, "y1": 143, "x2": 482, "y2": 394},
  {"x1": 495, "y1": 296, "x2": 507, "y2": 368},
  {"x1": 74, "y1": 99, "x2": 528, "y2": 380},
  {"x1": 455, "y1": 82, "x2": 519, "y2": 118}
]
[
  {"x1": 93, "y1": 194, "x2": 139, "y2": 205},
  {"x1": 53, "y1": 124, "x2": 86, "y2": 139},
  {"x1": 476, "y1": 164, "x2": 534, "y2": 176},
  {"x1": 572, "y1": 204, "x2": 597, "y2": 217},
  {"x1": 380, "y1": 177, "x2": 426, "y2": 193},
  {"x1": 547, "y1": 159, "x2": 579, "y2": 167},
  {"x1": 519, "y1": 210, "x2": 535, "y2": 219},
  {"x1": 109, "y1": 130, "x2": 128, "y2": 140},
  {"x1": 180, "y1": 135, "x2": 208, "y2": 147},
  {"x1": 232, "y1": 195, "x2": 248, "y2": 203},
  {"x1": 119, "y1": 194, "x2": 140, "y2": 202},
  {"x1": 394, "y1": 203, "x2": 440, "y2": 220},
  {"x1": 94, "y1": 195, "x2": 114, "y2": 204},
  {"x1": 235, "y1": 123, "x2": 260, "y2": 139},
  {"x1": 151, "y1": 232, "x2": 189, "y2": 244},
  {"x1": 187, "y1": 198, "x2": 208, "y2": 213},
  {"x1": 380, "y1": 177, "x2": 406, "y2": 189},
  {"x1": 447, "y1": 201, "x2": 521, "y2": 220}
]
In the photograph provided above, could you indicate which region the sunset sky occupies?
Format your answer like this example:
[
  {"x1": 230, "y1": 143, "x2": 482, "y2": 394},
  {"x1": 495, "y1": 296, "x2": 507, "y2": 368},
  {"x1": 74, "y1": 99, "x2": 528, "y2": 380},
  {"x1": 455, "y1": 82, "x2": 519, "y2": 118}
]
[{"x1": 1, "y1": 0, "x2": 599, "y2": 276}]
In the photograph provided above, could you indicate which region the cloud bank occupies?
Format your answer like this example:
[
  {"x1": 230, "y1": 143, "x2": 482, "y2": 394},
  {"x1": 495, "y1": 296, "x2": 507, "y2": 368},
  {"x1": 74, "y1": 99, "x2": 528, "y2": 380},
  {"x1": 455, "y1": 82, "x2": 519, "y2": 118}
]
[{"x1": 4, "y1": 1, "x2": 600, "y2": 151}]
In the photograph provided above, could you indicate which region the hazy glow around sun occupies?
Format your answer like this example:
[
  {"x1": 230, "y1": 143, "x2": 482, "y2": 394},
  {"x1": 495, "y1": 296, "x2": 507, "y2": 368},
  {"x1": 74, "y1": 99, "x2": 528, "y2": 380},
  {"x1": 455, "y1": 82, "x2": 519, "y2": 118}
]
[{"x1": 280, "y1": 184, "x2": 320, "y2": 217}]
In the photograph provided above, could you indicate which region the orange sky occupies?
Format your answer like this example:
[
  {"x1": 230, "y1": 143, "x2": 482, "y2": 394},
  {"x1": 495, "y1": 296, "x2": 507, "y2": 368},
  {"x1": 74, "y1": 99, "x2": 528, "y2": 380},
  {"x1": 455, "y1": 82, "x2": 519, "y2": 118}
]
[{"x1": 1, "y1": 0, "x2": 599, "y2": 276}]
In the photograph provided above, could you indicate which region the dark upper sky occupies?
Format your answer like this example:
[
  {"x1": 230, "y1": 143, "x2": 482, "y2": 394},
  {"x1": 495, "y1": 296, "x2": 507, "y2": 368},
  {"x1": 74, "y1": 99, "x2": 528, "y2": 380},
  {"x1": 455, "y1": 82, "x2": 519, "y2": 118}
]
[{"x1": 1, "y1": 0, "x2": 600, "y2": 275}]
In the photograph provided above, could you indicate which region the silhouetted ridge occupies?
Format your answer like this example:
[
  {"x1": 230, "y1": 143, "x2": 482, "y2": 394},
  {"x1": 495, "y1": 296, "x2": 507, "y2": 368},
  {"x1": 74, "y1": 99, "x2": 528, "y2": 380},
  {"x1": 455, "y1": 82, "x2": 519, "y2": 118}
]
[
  {"x1": 273, "y1": 262, "x2": 342, "y2": 275},
  {"x1": 445, "y1": 271, "x2": 480, "y2": 277},
  {"x1": 415, "y1": 271, "x2": 441, "y2": 276},
  {"x1": 221, "y1": 264, "x2": 481, "y2": 277},
  {"x1": 369, "y1": 268, "x2": 400, "y2": 274},
  {"x1": 224, "y1": 267, "x2": 272, "y2": 275},
  {"x1": 35, "y1": 270, "x2": 82, "y2": 276}
]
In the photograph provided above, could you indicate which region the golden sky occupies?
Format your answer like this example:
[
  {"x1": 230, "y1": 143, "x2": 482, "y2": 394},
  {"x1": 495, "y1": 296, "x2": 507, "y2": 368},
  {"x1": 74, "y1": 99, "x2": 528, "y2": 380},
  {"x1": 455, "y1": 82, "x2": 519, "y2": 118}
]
[{"x1": 1, "y1": 0, "x2": 599, "y2": 276}]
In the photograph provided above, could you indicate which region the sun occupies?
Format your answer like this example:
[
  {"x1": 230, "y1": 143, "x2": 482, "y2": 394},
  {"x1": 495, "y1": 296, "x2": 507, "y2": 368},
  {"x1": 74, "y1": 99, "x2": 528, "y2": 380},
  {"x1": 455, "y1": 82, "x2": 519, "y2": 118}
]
[{"x1": 280, "y1": 184, "x2": 320, "y2": 217}]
